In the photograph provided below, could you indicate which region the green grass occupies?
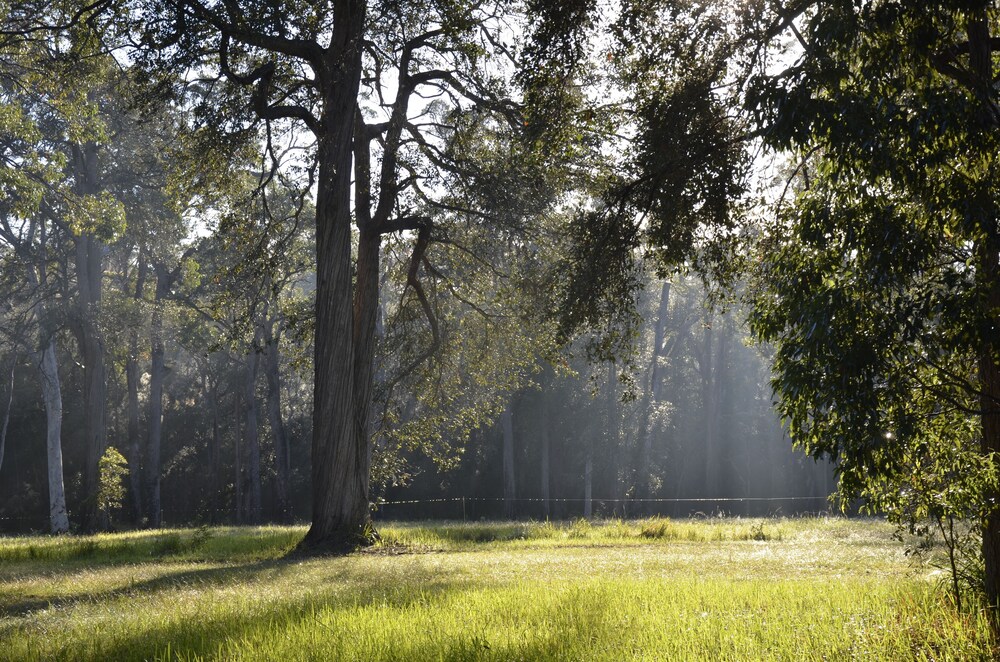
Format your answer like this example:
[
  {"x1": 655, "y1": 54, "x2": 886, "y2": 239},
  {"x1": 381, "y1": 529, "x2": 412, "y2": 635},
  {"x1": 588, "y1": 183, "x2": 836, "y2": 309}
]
[{"x1": 0, "y1": 517, "x2": 994, "y2": 660}]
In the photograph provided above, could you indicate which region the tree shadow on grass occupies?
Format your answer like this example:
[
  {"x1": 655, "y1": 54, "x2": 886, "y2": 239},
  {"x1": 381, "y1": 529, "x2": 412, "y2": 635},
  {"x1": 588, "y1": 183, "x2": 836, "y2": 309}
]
[
  {"x1": 0, "y1": 555, "x2": 314, "y2": 620},
  {"x1": 4, "y1": 560, "x2": 494, "y2": 661},
  {"x1": 8, "y1": 569, "x2": 620, "y2": 662},
  {"x1": 0, "y1": 526, "x2": 306, "y2": 582}
]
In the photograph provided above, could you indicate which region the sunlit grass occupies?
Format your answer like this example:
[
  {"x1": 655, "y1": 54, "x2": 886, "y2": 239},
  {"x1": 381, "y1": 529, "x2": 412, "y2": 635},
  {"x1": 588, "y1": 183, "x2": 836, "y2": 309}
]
[{"x1": 0, "y1": 517, "x2": 994, "y2": 660}]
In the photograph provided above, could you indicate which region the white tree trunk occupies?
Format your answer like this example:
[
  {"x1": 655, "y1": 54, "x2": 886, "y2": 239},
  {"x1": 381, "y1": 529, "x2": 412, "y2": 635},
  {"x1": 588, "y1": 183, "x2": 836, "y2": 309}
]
[{"x1": 39, "y1": 338, "x2": 68, "y2": 534}]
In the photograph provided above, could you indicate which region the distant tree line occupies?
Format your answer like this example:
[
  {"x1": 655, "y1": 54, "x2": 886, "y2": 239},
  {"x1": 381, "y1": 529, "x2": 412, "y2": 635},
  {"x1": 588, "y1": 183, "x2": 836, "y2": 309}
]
[{"x1": 383, "y1": 274, "x2": 833, "y2": 521}]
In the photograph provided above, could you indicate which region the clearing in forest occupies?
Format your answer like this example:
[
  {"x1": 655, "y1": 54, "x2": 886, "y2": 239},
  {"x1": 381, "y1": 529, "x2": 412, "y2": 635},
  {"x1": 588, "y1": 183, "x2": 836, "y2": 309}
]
[{"x1": 0, "y1": 517, "x2": 994, "y2": 660}]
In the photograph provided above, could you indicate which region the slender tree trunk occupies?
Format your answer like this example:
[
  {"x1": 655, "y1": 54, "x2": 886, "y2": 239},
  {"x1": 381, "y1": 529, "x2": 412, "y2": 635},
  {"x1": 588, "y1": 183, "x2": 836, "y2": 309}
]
[
  {"x1": 263, "y1": 319, "x2": 291, "y2": 523},
  {"x1": 583, "y1": 445, "x2": 593, "y2": 519},
  {"x1": 234, "y1": 380, "x2": 243, "y2": 524},
  {"x1": 299, "y1": 2, "x2": 370, "y2": 553},
  {"x1": 701, "y1": 315, "x2": 716, "y2": 499},
  {"x1": 605, "y1": 362, "x2": 621, "y2": 514},
  {"x1": 707, "y1": 315, "x2": 730, "y2": 500},
  {"x1": 25, "y1": 246, "x2": 68, "y2": 534},
  {"x1": 0, "y1": 358, "x2": 12, "y2": 476},
  {"x1": 638, "y1": 281, "x2": 670, "y2": 513},
  {"x1": 242, "y1": 345, "x2": 262, "y2": 525},
  {"x1": 125, "y1": 355, "x2": 143, "y2": 524},
  {"x1": 540, "y1": 392, "x2": 550, "y2": 520},
  {"x1": 39, "y1": 336, "x2": 69, "y2": 534},
  {"x1": 145, "y1": 268, "x2": 169, "y2": 527},
  {"x1": 501, "y1": 406, "x2": 516, "y2": 519},
  {"x1": 125, "y1": 259, "x2": 146, "y2": 526},
  {"x1": 208, "y1": 373, "x2": 222, "y2": 524}
]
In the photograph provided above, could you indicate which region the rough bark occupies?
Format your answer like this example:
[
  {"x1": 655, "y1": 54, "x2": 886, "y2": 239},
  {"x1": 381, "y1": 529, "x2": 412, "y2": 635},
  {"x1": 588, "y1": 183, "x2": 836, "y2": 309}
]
[
  {"x1": 976, "y1": 203, "x2": 1000, "y2": 618},
  {"x1": 979, "y1": 233, "x2": 1000, "y2": 615},
  {"x1": 263, "y1": 319, "x2": 291, "y2": 522},
  {"x1": 298, "y1": 0, "x2": 370, "y2": 553},
  {"x1": 352, "y1": 230, "x2": 380, "y2": 500},
  {"x1": 501, "y1": 406, "x2": 516, "y2": 519},
  {"x1": 965, "y1": 13, "x2": 1000, "y2": 621}
]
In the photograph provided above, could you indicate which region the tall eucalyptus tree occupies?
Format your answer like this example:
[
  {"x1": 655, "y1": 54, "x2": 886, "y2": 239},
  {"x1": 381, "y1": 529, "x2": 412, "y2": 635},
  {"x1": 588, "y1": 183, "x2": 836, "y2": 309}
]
[{"x1": 130, "y1": 0, "x2": 569, "y2": 551}]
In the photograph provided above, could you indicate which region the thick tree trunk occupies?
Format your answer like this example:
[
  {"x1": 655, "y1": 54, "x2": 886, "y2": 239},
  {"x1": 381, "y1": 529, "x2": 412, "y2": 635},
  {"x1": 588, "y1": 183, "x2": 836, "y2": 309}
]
[
  {"x1": 978, "y1": 232, "x2": 1000, "y2": 615},
  {"x1": 299, "y1": 1, "x2": 370, "y2": 553},
  {"x1": 264, "y1": 320, "x2": 291, "y2": 523},
  {"x1": 352, "y1": 230, "x2": 381, "y2": 501},
  {"x1": 39, "y1": 336, "x2": 69, "y2": 534},
  {"x1": 145, "y1": 268, "x2": 169, "y2": 527},
  {"x1": 78, "y1": 317, "x2": 108, "y2": 531},
  {"x1": 966, "y1": 14, "x2": 1000, "y2": 623},
  {"x1": 242, "y1": 346, "x2": 263, "y2": 525},
  {"x1": 501, "y1": 406, "x2": 516, "y2": 519}
]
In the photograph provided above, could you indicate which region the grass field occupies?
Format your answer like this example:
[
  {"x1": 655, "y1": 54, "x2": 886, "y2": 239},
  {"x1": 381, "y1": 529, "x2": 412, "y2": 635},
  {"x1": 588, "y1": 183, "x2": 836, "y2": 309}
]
[{"x1": 0, "y1": 517, "x2": 995, "y2": 660}]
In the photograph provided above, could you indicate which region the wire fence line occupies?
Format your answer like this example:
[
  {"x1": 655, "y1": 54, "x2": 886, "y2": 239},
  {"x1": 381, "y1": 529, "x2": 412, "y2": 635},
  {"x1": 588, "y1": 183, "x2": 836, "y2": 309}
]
[
  {"x1": 378, "y1": 495, "x2": 831, "y2": 505},
  {"x1": 0, "y1": 496, "x2": 836, "y2": 528},
  {"x1": 376, "y1": 495, "x2": 837, "y2": 521}
]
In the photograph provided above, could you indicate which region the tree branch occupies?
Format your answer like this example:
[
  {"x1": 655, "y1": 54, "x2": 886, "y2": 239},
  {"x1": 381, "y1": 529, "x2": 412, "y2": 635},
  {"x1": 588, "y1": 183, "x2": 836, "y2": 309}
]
[
  {"x1": 385, "y1": 223, "x2": 440, "y2": 392},
  {"x1": 176, "y1": 0, "x2": 323, "y2": 64}
]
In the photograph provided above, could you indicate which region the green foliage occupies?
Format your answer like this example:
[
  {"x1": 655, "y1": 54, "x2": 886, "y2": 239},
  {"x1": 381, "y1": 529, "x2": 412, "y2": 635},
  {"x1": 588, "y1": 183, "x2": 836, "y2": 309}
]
[
  {"x1": 97, "y1": 447, "x2": 128, "y2": 521},
  {"x1": 374, "y1": 218, "x2": 561, "y2": 486},
  {"x1": 551, "y1": 0, "x2": 751, "y2": 365},
  {"x1": 745, "y1": 0, "x2": 1000, "y2": 606}
]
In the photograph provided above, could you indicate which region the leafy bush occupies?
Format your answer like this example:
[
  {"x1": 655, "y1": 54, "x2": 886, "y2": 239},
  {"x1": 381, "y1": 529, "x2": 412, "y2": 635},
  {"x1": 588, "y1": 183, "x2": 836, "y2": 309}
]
[{"x1": 97, "y1": 447, "x2": 128, "y2": 524}]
